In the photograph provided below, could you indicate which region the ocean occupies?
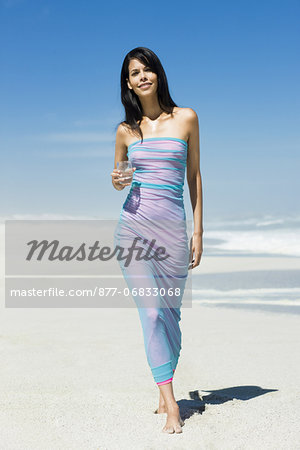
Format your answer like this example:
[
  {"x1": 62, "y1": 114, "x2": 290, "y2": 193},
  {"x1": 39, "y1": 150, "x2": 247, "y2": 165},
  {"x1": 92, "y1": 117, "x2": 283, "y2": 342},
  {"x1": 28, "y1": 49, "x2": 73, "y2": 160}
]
[{"x1": 190, "y1": 214, "x2": 300, "y2": 315}]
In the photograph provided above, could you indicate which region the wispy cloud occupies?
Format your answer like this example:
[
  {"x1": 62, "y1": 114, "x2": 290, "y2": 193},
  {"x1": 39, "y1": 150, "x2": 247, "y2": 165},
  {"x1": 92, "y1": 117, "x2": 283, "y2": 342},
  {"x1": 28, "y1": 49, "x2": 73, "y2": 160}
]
[
  {"x1": 32, "y1": 132, "x2": 115, "y2": 144},
  {"x1": 39, "y1": 149, "x2": 113, "y2": 158},
  {"x1": 73, "y1": 111, "x2": 122, "y2": 128},
  {"x1": 73, "y1": 118, "x2": 117, "y2": 128},
  {"x1": 0, "y1": 213, "x2": 101, "y2": 223}
]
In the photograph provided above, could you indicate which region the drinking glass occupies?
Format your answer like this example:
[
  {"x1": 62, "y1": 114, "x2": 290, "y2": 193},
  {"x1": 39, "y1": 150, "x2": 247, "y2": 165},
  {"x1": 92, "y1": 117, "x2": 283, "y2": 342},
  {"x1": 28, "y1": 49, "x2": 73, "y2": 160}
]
[{"x1": 117, "y1": 161, "x2": 133, "y2": 185}]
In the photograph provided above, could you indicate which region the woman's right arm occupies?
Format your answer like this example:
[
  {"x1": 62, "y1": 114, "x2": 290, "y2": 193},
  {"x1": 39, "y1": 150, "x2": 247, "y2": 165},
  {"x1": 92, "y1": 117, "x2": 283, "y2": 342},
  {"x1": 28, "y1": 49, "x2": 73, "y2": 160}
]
[{"x1": 111, "y1": 124, "x2": 129, "y2": 191}]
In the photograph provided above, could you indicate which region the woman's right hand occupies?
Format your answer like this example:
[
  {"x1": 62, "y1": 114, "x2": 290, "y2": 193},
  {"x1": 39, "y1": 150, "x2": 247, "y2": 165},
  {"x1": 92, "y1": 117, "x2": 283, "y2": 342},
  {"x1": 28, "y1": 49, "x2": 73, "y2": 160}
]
[{"x1": 111, "y1": 168, "x2": 136, "y2": 189}]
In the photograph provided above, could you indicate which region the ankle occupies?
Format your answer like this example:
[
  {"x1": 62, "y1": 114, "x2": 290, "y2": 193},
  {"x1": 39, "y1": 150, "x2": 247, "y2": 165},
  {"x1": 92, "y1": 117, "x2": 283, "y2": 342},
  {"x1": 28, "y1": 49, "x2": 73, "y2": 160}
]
[{"x1": 166, "y1": 402, "x2": 179, "y2": 413}]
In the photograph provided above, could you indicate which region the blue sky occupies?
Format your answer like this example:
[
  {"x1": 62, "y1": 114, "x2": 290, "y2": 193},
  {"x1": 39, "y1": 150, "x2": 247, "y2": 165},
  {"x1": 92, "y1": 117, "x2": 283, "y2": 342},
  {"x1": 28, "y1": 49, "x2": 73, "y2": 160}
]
[{"x1": 0, "y1": 0, "x2": 299, "y2": 222}]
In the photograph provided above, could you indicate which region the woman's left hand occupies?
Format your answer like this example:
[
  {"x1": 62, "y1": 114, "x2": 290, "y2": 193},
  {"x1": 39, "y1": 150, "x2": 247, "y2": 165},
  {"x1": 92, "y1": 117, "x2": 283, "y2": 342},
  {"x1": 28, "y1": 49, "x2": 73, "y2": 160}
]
[{"x1": 189, "y1": 232, "x2": 203, "y2": 269}]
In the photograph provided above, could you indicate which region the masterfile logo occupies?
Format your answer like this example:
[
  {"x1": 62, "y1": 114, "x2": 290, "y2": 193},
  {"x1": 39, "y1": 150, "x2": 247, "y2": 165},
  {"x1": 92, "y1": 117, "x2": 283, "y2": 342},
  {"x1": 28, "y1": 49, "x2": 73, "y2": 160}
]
[{"x1": 5, "y1": 220, "x2": 193, "y2": 308}]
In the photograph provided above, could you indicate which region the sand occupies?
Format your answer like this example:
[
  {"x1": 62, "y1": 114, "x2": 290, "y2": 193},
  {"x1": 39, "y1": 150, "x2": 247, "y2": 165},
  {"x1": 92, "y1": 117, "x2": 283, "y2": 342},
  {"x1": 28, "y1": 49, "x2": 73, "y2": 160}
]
[{"x1": 0, "y1": 223, "x2": 300, "y2": 449}]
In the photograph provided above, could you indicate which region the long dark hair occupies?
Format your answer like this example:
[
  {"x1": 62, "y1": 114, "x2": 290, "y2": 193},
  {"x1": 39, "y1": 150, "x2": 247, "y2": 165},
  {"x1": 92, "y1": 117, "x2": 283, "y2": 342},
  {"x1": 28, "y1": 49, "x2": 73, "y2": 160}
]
[{"x1": 117, "y1": 47, "x2": 177, "y2": 143}]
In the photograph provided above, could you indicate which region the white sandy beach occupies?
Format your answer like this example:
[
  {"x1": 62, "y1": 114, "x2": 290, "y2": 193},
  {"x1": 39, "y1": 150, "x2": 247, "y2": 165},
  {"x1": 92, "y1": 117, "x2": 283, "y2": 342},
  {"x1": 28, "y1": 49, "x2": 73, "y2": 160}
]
[{"x1": 1, "y1": 224, "x2": 300, "y2": 448}]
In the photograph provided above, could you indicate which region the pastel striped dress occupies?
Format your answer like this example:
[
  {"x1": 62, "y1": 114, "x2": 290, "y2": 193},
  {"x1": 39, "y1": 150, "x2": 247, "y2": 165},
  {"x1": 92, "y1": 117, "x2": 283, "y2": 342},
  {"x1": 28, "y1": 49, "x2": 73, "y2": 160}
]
[{"x1": 114, "y1": 137, "x2": 190, "y2": 385}]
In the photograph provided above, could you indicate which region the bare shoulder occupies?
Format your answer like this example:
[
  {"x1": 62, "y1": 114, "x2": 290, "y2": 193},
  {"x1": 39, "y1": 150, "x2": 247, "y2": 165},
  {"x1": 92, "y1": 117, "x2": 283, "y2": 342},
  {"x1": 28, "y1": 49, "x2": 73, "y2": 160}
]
[
  {"x1": 115, "y1": 122, "x2": 129, "y2": 148},
  {"x1": 172, "y1": 107, "x2": 199, "y2": 140},
  {"x1": 116, "y1": 122, "x2": 137, "y2": 147},
  {"x1": 176, "y1": 107, "x2": 198, "y2": 122},
  {"x1": 116, "y1": 122, "x2": 129, "y2": 141},
  {"x1": 173, "y1": 106, "x2": 198, "y2": 127}
]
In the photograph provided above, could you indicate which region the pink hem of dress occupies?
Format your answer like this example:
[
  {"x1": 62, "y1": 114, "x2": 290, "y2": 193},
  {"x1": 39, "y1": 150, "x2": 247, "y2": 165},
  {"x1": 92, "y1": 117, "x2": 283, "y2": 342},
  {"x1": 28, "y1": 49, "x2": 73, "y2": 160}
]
[{"x1": 157, "y1": 377, "x2": 173, "y2": 385}]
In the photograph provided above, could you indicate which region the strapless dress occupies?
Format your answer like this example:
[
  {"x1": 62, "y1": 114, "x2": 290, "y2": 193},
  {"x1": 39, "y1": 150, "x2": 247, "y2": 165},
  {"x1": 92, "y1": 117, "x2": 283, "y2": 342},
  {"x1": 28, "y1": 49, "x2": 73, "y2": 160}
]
[{"x1": 114, "y1": 137, "x2": 190, "y2": 385}]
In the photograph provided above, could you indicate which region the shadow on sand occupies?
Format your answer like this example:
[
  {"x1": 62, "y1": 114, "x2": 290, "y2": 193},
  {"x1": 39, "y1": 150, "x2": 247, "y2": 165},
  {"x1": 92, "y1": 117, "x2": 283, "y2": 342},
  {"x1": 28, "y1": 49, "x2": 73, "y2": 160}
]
[{"x1": 177, "y1": 385, "x2": 278, "y2": 420}]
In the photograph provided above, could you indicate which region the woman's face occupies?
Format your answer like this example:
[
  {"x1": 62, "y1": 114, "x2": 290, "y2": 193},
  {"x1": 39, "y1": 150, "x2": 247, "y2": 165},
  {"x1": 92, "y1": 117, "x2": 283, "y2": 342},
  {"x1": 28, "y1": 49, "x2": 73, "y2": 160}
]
[{"x1": 126, "y1": 58, "x2": 158, "y2": 97}]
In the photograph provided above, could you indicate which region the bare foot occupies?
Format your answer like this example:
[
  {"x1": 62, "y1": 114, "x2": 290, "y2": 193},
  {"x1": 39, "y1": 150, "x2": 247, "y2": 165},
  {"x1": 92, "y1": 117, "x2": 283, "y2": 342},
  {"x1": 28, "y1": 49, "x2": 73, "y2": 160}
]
[
  {"x1": 162, "y1": 404, "x2": 184, "y2": 434},
  {"x1": 154, "y1": 393, "x2": 167, "y2": 414}
]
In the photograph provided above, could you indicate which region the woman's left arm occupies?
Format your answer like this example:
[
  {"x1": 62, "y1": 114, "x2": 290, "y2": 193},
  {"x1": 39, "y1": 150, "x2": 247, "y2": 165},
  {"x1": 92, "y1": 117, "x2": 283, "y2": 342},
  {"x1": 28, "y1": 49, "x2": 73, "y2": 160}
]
[{"x1": 185, "y1": 108, "x2": 203, "y2": 268}]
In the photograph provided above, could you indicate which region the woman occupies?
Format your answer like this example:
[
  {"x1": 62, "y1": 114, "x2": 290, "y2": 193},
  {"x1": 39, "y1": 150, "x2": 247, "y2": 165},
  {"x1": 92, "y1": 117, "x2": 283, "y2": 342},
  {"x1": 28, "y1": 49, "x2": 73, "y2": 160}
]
[{"x1": 111, "y1": 47, "x2": 203, "y2": 434}]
